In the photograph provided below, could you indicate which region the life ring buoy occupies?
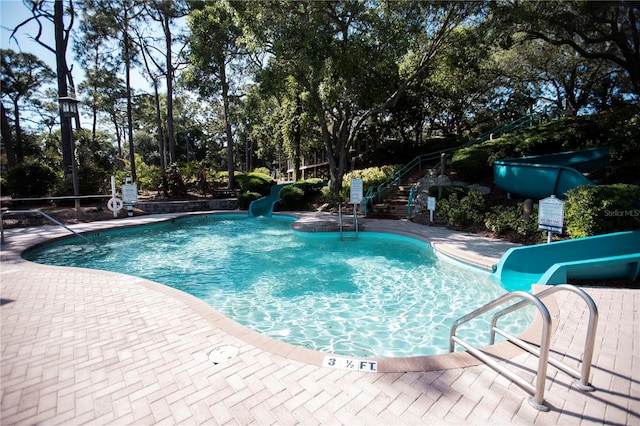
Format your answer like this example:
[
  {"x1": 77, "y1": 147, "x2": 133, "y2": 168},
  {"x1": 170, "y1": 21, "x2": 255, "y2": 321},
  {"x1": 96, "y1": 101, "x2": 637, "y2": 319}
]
[{"x1": 107, "y1": 197, "x2": 124, "y2": 212}]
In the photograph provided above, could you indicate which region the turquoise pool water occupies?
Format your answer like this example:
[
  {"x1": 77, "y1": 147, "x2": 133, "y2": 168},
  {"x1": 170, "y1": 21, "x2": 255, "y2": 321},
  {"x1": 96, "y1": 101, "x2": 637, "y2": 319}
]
[{"x1": 24, "y1": 214, "x2": 532, "y2": 358}]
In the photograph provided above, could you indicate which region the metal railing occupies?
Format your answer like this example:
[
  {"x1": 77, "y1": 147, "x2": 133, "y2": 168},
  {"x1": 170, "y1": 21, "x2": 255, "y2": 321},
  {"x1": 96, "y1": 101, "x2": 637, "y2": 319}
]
[
  {"x1": 1, "y1": 209, "x2": 99, "y2": 247},
  {"x1": 449, "y1": 284, "x2": 597, "y2": 411},
  {"x1": 338, "y1": 203, "x2": 359, "y2": 240},
  {"x1": 363, "y1": 114, "x2": 538, "y2": 211},
  {"x1": 489, "y1": 284, "x2": 598, "y2": 392}
]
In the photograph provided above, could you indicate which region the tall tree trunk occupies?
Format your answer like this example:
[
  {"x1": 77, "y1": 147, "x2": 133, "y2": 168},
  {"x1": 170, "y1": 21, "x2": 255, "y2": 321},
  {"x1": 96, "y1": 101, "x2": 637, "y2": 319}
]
[
  {"x1": 220, "y1": 64, "x2": 235, "y2": 190},
  {"x1": 292, "y1": 94, "x2": 302, "y2": 181},
  {"x1": 163, "y1": 11, "x2": 176, "y2": 164},
  {"x1": 54, "y1": 0, "x2": 73, "y2": 178},
  {"x1": 1, "y1": 103, "x2": 17, "y2": 168},
  {"x1": 152, "y1": 79, "x2": 166, "y2": 172},
  {"x1": 123, "y1": 6, "x2": 136, "y2": 182},
  {"x1": 11, "y1": 99, "x2": 24, "y2": 163}
]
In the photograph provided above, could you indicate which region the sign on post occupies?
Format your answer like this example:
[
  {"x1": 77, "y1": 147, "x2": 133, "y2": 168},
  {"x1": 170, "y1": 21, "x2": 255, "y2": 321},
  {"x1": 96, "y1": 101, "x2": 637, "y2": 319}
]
[
  {"x1": 350, "y1": 178, "x2": 363, "y2": 205},
  {"x1": 122, "y1": 177, "x2": 138, "y2": 217},
  {"x1": 122, "y1": 183, "x2": 138, "y2": 204},
  {"x1": 427, "y1": 196, "x2": 436, "y2": 224},
  {"x1": 538, "y1": 195, "x2": 564, "y2": 242}
]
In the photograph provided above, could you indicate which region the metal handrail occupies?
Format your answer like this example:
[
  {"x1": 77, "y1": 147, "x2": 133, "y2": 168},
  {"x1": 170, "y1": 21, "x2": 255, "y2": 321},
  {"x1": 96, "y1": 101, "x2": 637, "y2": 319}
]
[
  {"x1": 450, "y1": 290, "x2": 552, "y2": 411},
  {"x1": 407, "y1": 186, "x2": 416, "y2": 216},
  {"x1": 366, "y1": 114, "x2": 538, "y2": 209},
  {"x1": 338, "y1": 203, "x2": 358, "y2": 241},
  {"x1": 1, "y1": 209, "x2": 99, "y2": 247},
  {"x1": 490, "y1": 284, "x2": 598, "y2": 392}
]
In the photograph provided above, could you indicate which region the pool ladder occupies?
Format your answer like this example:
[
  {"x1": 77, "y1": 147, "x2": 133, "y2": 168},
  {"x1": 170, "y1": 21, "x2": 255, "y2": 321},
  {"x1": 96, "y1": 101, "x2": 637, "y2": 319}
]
[
  {"x1": 450, "y1": 284, "x2": 598, "y2": 411},
  {"x1": 338, "y1": 203, "x2": 359, "y2": 240}
]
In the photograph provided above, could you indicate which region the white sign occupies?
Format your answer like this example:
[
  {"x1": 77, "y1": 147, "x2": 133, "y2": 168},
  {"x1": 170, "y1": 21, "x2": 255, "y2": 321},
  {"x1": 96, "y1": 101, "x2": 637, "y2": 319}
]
[
  {"x1": 427, "y1": 196, "x2": 436, "y2": 211},
  {"x1": 538, "y1": 195, "x2": 564, "y2": 234},
  {"x1": 122, "y1": 183, "x2": 138, "y2": 204},
  {"x1": 323, "y1": 356, "x2": 378, "y2": 373},
  {"x1": 350, "y1": 178, "x2": 363, "y2": 204}
]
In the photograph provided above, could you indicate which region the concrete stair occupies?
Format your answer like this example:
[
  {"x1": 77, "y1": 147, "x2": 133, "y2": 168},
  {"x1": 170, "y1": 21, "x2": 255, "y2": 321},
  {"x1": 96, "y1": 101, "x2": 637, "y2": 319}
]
[{"x1": 367, "y1": 167, "x2": 434, "y2": 219}]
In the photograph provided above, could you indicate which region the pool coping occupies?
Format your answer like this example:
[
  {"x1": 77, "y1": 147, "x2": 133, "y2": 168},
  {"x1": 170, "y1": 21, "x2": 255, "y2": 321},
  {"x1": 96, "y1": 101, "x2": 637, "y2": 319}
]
[{"x1": 0, "y1": 210, "x2": 554, "y2": 373}]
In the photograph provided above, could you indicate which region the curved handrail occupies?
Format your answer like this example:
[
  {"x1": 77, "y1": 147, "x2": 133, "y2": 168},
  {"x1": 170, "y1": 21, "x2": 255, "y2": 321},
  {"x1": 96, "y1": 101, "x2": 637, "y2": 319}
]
[
  {"x1": 1, "y1": 209, "x2": 99, "y2": 247},
  {"x1": 490, "y1": 284, "x2": 598, "y2": 391},
  {"x1": 450, "y1": 290, "x2": 552, "y2": 411}
]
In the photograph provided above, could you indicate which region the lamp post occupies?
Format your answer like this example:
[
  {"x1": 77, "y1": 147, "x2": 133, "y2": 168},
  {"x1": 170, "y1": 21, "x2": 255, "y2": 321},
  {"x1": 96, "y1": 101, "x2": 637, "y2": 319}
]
[{"x1": 59, "y1": 96, "x2": 81, "y2": 221}]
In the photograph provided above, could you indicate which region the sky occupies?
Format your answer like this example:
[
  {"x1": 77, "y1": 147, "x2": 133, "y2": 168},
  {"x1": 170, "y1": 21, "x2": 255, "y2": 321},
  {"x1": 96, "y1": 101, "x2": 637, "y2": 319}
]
[
  {"x1": 1, "y1": 0, "x2": 163, "y2": 128},
  {"x1": 1, "y1": 0, "x2": 78, "y2": 80},
  {"x1": 1, "y1": 0, "x2": 155, "y2": 92}
]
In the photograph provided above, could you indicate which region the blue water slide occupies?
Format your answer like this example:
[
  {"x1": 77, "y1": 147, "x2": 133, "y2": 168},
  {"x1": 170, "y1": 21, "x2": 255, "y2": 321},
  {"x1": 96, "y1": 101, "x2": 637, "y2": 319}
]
[
  {"x1": 248, "y1": 183, "x2": 292, "y2": 217},
  {"x1": 492, "y1": 230, "x2": 640, "y2": 291},
  {"x1": 493, "y1": 147, "x2": 610, "y2": 199}
]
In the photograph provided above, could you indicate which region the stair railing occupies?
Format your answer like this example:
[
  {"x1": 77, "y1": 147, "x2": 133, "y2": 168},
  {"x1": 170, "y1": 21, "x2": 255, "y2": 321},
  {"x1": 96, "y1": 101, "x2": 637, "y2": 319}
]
[{"x1": 364, "y1": 114, "x2": 538, "y2": 210}]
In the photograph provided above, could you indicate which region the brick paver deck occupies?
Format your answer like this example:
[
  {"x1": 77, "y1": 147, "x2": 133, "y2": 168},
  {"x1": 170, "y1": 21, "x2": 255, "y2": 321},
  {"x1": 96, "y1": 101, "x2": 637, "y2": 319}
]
[{"x1": 1, "y1": 211, "x2": 638, "y2": 424}]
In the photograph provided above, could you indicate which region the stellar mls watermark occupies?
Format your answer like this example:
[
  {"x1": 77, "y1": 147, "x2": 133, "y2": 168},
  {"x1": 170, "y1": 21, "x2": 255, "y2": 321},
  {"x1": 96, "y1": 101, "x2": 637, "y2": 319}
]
[{"x1": 605, "y1": 209, "x2": 640, "y2": 217}]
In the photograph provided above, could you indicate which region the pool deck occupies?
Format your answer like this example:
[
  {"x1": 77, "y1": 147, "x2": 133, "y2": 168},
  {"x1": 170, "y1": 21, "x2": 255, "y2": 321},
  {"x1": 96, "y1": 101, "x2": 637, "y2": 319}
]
[{"x1": 1, "y1": 211, "x2": 638, "y2": 425}]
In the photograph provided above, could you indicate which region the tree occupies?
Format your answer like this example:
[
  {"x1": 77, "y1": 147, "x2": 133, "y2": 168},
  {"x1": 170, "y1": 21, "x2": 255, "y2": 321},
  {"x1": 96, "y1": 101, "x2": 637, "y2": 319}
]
[
  {"x1": 234, "y1": 1, "x2": 479, "y2": 193},
  {"x1": 185, "y1": 0, "x2": 247, "y2": 190},
  {"x1": 492, "y1": 0, "x2": 640, "y2": 97},
  {"x1": 142, "y1": 0, "x2": 190, "y2": 166},
  {"x1": 75, "y1": 0, "x2": 125, "y2": 148},
  {"x1": 10, "y1": 0, "x2": 76, "y2": 178},
  {"x1": 1, "y1": 49, "x2": 55, "y2": 166}
]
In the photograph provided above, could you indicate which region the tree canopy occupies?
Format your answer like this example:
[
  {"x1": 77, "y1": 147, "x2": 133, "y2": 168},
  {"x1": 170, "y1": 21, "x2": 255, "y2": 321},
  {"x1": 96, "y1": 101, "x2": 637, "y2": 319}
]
[{"x1": 1, "y1": 0, "x2": 638, "y2": 197}]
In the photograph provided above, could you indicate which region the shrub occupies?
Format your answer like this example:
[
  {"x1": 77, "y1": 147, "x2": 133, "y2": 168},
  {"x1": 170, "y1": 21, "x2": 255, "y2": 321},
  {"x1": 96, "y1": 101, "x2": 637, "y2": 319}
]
[
  {"x1": 238, "y1": 191, "x2": 262, "y2": 210},
  {"x1": 279, "y1": 185, "x2": 305, "y2": 210},
  {"x1": 437, "y1": 188, "x2": 486, "y2": 227},
  {"x1": 163, "y1": 163, "x2": 187, "y2": 197},
  {"x1": 4, "y1": 161, "x2": 59, "y2": 198},
  {"x1": 341, "y1": 165, "x2": 401, "y2": 200},
  {"x1": 253, "y1": 167, "x2": 271, "y2": 176},
  {"x1": 427, "y1": 185, "x2": 466, "y2": 199},
  {"x1": 565, "y1": 184, "x2": 640, "y2": 238},
  {"x1": 235, "y1": 172, "x2": 275, "y2": 196},
  {"x1": 293, "y1": 178, "x2": 324, "y2": 195},
  {"x1": 485, "y1": 204, "x2": 542, "y2": 243}
]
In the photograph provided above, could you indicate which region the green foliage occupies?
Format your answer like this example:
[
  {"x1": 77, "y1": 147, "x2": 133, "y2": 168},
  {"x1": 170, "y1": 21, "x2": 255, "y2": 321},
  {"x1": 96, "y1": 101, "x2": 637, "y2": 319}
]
[
  {"x1": 164, "y1": 163, "x2": 187, "y2": 198},
  {"x1": 450, "y1": 111, "x2": 640, "y2": 184},
  {"x1": 485, "y1": 205, "x2": 542, "y2": 242},
  {"x1": 235, "y1": 172, "x2": 275, "y2": 195},
  {"x1": 341, "y1": 166, "x2": 400, "y2": 200},
  {"x1": 277, "y1": 178, "x2": 325, "y2": 210},
  {"x1": 238, "y1": 191, "x2": 262, "y2": 209},
  {"x1": 427, "y1": 185, "x2": 466, "y2": 199},
  {"x1": 279, "y1": 185, "x2": 305, "y2": 210},
  {"x1": 565, "y1": 184, "x2": 640, "y2": 238},
  {"x1": 253, "y1": 167, "x2": 271, "y2": 176},
  {"x1": 3, "y1": 160, "x2": 59, "y2": 197},
  {"x1": 135, "y1": 162, "x2": 162, "y2": 194},
  {"x1": 292, "y1": 178, "x2": 324, "y2": 195},
  {"x1": 436, "y1": 188, "x2": 486, "y2": 227}
]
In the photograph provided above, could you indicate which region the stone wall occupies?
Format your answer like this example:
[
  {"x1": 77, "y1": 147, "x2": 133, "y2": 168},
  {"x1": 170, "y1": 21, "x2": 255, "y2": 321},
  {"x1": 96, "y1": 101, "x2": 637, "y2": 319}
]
[{"x1": 137, "y1": 199, "x2": 238, "y2": 214}]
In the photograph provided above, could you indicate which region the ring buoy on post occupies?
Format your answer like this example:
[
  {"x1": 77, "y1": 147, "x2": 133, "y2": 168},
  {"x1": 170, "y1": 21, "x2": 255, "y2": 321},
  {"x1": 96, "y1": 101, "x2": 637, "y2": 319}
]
[{"x1": 107, "y1": 197, "x2": 124, "y2": 213}]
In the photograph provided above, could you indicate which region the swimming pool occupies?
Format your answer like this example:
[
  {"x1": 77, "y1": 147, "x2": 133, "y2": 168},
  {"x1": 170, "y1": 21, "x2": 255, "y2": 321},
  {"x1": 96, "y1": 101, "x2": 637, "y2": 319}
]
[{"x1": 24, "y1": 214, "x2": 532, "y2": 358}]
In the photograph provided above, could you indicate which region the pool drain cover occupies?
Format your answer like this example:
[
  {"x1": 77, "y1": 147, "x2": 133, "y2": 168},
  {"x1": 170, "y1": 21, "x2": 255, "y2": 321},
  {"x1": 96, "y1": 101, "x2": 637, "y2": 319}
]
[{"x1": 209, "y1": 345, "x2": 238, "y2": 364}]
